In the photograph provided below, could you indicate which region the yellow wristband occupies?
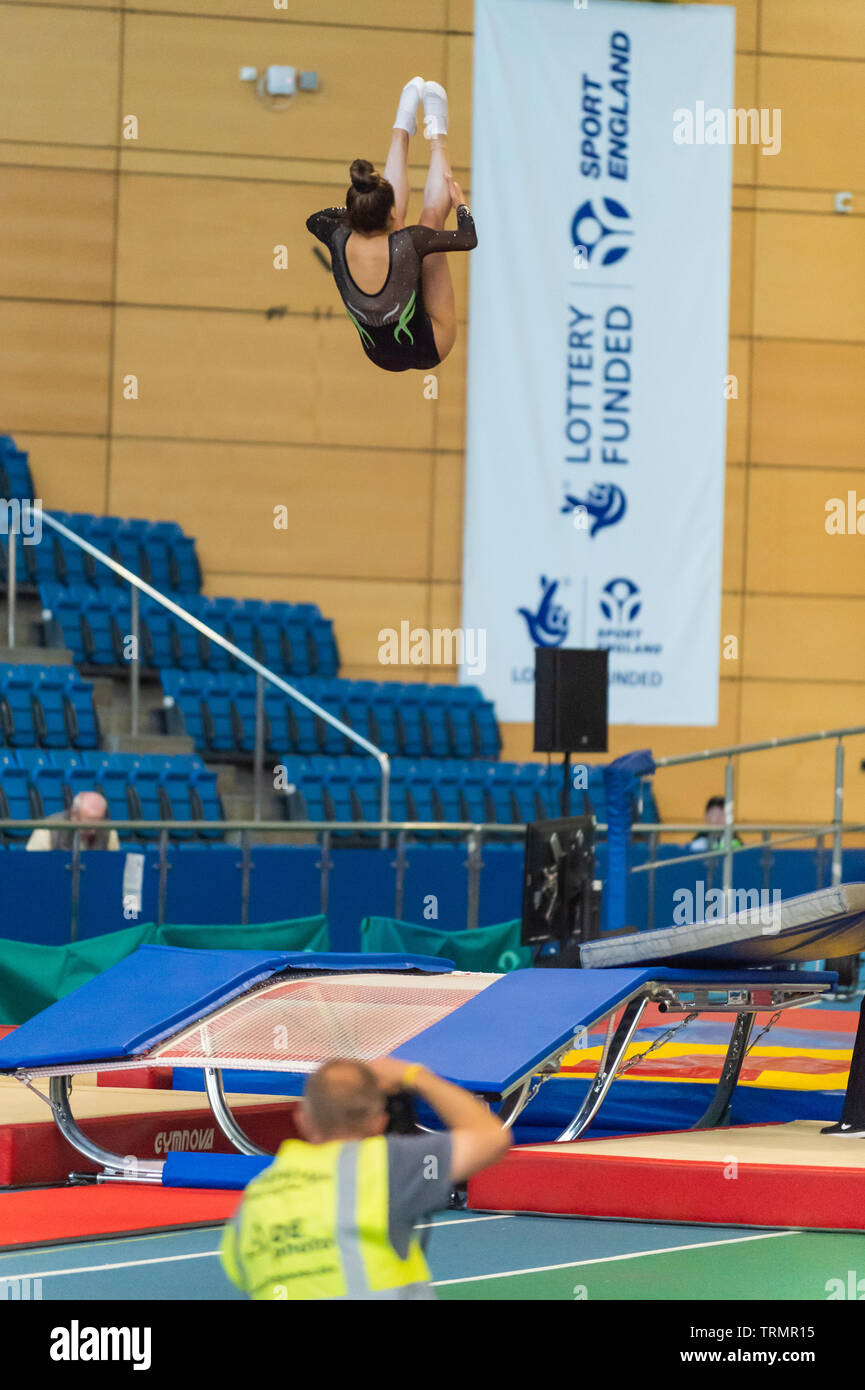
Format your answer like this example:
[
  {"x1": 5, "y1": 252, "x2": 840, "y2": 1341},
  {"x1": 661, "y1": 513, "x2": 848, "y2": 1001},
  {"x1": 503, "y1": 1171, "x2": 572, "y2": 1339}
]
[{"x1": 401, "y1": 1063, "x2": 423, "y2": 1090}]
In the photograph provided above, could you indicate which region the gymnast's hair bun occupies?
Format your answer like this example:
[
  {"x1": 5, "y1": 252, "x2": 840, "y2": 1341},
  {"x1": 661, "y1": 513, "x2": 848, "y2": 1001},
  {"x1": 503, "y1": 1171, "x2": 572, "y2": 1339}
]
[{"x1": 349, "y1": 159, "x2": 381, "y2": 194}]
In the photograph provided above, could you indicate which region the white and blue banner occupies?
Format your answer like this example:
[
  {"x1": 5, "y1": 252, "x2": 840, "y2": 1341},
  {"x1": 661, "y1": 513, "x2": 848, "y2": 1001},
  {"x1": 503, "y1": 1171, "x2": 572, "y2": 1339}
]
[{"x1": 462, "y1": 0, "x2": 734, "y2": 725}]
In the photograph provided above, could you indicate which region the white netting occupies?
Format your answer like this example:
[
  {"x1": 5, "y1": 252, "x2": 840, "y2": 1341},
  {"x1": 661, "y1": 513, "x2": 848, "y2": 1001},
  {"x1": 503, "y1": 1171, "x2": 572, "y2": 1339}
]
[{"x1": 151, "y1": 971, "x2": 498, "y2": 1073}]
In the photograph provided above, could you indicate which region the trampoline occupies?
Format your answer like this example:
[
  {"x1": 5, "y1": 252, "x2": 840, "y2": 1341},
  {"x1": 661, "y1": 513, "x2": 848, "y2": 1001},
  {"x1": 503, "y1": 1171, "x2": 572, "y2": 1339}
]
[{"x1": 0, "y1": 941, "x2": 839, "y2": 1187}]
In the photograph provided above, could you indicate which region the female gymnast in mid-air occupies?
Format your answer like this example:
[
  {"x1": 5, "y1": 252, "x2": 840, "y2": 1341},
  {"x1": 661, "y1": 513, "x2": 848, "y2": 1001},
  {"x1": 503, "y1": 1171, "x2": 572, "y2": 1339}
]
[{"x1": 306, "y1": 79, "x2": 477, "y2": 373}]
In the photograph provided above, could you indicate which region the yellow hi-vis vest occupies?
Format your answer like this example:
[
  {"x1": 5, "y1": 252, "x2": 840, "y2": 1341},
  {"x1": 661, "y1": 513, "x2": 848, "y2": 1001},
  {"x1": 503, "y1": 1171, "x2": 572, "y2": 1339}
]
[{"x1": 220, "y1": 1136, "x2": 432, "y2": 1300}]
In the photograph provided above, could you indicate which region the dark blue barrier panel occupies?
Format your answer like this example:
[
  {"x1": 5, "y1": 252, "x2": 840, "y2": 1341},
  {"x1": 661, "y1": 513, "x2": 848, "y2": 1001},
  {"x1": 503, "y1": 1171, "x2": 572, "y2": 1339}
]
[
  {"x1": 5, "y1": 842, "x2": 859, "y2": 948},
  {"x1": 402, "y1": 845, "x2": 468, "y2": 930},
  {"x1": 162, "y1": 845, "x2": 243, "y2": 925},
  {"x1": 1, "y1": 849, "x2": 75, "y2": 944},
  {"x1": 324, "y1": 848, "x2": 397, "y2": 951},
  {"x1": 478, "y1": 844, "x2": 522, "y2": 926},
  {"x1": 248, "y1": 845, "x2": 321, "y2": 925},
  {"x1": 77, "y1": 848, "x2": 136, "y2": 940}
]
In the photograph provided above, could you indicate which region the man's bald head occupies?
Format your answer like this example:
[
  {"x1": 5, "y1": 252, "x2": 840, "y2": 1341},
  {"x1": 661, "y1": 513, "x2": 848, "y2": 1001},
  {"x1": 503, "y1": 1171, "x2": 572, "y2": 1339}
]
[
  {"x1": 300, "y1": 1060, "x2": 387, "y2": 1143},
  {"x1": 71, "y1": 791, "x2": 109, "y2": 824}
]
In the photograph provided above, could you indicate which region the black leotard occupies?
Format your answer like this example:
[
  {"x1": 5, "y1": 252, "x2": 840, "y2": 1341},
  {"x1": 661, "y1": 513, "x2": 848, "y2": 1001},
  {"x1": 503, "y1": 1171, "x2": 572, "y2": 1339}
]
[{"x1": 306, "y1": 205, "x2": 477, "y2": 373}]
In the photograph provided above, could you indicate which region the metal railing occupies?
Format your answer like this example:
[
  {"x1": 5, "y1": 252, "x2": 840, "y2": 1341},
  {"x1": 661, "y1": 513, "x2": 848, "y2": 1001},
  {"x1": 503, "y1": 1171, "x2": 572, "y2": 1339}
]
[
  {"x1": 5, "y1": 812, "x2": 865, "y2": 943},
  {"x1": 649, "y1": 724, "x2": 865, "y2": 901},
  {"x1": 4, "y1": 509, "x2": 391, "y2": 842}
]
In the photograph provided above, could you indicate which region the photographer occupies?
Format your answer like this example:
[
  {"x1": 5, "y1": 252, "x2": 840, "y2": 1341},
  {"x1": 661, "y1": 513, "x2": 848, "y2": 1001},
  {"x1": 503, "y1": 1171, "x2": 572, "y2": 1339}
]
[{"x1": 220, "y1": 1055, "x2": 510, "y2": 1300}]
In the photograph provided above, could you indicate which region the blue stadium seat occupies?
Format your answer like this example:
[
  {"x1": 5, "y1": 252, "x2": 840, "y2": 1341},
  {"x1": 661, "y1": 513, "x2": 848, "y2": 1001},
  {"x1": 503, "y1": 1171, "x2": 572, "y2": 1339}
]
[
  {"x1": 422, "y1": 688, "x2": 453, "y2": 758},
  {"x1": 459, "y1": 761, "x2": 490, "y2": 822},
  {"x1": 282, "y1": 613, "x2": 313, "y2": 677},
  {"x1": 30, "y1": 762, "x2": 69, "y2": 817},
  {"x1": 395, "y1": 687, "x2": 429, "y2": 758},
  {"x1": 189, "y1": 767, "x2": 224, "y2": 840},
  {"x1": 0, "y1": 758, "x2": 32, "y2": 838},
  {"x1": 170, "y1": 535, "x2": 201, "y2": 593},
  {"x1": 199, "y1": 677, "x2": 236, "y2": 753},
  {"x1": 472, "y1": 698, "x2": 501, "y2": 759},
  {"x1": 0, "y1": 668, "x2": 38, "y2": 746}
]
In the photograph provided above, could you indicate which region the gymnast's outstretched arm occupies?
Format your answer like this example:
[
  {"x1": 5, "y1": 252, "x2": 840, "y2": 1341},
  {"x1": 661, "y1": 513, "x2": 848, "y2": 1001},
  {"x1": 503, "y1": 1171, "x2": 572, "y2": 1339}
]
[
  {"x1": 305, "y1": 207, "x2": 347, "y2": 248},
  {"x1": 409, "y1": 205, "x2": 478, "y2": 256}
]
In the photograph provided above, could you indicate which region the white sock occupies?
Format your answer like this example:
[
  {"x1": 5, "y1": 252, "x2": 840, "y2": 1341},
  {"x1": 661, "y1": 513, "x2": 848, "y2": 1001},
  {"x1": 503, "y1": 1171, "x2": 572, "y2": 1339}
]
[
  {"x1": 422, "y1": 80, "x2": 448, "y2": 138},
  {"x1": 394, "y1": 76, "x2": 425, "y2": 136}
]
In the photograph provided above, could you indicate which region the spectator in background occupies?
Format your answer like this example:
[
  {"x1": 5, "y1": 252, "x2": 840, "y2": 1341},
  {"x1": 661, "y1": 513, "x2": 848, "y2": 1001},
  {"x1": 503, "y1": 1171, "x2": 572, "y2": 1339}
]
[
  {"x1": 689, "y1": 795, "x2": 743, "y2": 854},
  {"x1": 26, "y1": 791, "x2": 120, "y2": 851}
]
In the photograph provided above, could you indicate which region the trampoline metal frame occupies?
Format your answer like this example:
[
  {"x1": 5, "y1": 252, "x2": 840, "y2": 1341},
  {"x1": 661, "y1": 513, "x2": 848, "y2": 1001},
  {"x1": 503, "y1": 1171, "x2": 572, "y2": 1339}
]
[{"x1": 19, "y1": 974, "x2": 832, "y2": 1180}]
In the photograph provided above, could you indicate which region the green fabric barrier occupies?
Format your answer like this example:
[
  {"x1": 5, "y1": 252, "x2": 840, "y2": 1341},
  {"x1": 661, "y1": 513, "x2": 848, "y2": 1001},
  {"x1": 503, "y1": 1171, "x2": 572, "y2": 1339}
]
[
  {"x1": 154, "y1": 917, "x2": 330, "y2": 953},
  {"x1": 0, "y1": 917, "x2": 330, "y2": 1025},
  {"x1": 359, "y1": 917, "x2": 532, "y2": 973},
  {"x1": 0, "y1": 922, "x2": 159, "y2": 1025}
]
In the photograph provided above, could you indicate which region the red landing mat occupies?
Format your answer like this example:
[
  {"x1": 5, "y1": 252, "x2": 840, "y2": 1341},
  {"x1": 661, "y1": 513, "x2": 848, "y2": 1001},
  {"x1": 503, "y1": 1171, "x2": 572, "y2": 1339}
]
[
  {"x1": 0, "y1": 1081, "x2": 299, "y2": 1186},
  {"x1": 0, "y1": 1184, "x2": 241, "y2": 1250},
  {"x1": 468, "y1": 1121, "x2": 865, "y2": 1232}
]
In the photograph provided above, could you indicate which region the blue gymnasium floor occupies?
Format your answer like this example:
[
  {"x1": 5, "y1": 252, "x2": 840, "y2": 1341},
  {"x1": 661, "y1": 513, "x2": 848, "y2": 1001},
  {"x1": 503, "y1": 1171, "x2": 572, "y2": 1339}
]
[{"x1": 3, "y1": 1210, "x2": 865, "y2": 1301}]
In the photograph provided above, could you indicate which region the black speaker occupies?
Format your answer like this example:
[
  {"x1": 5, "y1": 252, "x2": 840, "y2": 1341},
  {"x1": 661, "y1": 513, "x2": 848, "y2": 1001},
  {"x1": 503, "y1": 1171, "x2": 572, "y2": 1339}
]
[{"x1": 533, "y1": 648, "x2": 608, "y2": 753}]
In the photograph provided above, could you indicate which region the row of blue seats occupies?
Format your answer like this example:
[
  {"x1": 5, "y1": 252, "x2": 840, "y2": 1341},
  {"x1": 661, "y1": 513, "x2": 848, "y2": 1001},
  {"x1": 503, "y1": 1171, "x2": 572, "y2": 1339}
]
[
  {"x1": 0, "y1": 437, "x2": 32, "y2": 503},
  {"x1": 41, "y1": 586, "x2": 340, "y2": 677},
  {"x1": 0, "y1": 750, "x2": 224, "y2": 841},
  {"x1": 1, "y1": 512, "x2": 201, "y2": 594},
  {"x1": 276, "y1": 755, "x2": 607, "y2": 828},
  {"x1": 161, "y1": 672, "x2": 501, "y2": 761},
  {"x1": 0, "y1": 663, "x2": 99, "y2": 750}
]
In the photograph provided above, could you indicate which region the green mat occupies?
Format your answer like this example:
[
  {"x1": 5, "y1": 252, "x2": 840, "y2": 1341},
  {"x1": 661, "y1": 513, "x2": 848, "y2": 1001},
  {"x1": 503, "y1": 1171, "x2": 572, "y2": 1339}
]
[
  {"x1": 360, "y1": 916, "x2": 531, "y2": 973},
  {"x1": 0, "y1": 916, "x2": 330, "y2": 1024}
]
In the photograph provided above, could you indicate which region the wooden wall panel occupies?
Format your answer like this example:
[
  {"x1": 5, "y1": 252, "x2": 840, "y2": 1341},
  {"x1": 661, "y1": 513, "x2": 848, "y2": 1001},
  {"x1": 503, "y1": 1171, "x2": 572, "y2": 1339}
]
[
  {"x1": 745, "y1": 467, "x2": 865, "y2": 597},
  {"x1": 14, "y1": 435, "x2": 108, "y2": 512},
  {"x1": 731, "y1": 53, "x2": 758, "y2": 187},
  {"x1": 750, "y1": 342, "x2": 865, "y2": 469},
  {"x1": 430, "y1": 452, "x2": 464, "y2": 583},
  {"x1": 743, "y1": 595, "x2": 865, "y2": 683},
  {"x1": 762, "y1": 0, "x2": 865, "y2": 59},
  {"x1": 724, "y1": 337, "x2": 750, "y2": 465},
  {"x1": 122, "y1": 14, "x2": 448, "y2": 160},
  {"x1": 737, "y1": 683, "x2": 865, "y2": 823},
  {"x1": 110, "y1": 307, "x2": 438, "y2": 448},
  {"x1": 753, "y1": 212, "x2": 865, "y2": 342},
  {"x1": 444, "y1": 34, "x2": 473, "y2": 173},
  {"x1": 0, "y1": 168, "x2": 115, "y2": 302},
  {"x1": 107, "y1": 439, "x2": 434, "y2": 581},
  {"x1": 722, "y1": 464, "x2": 746, "y2": 591},
  {"x1": 756, "y1": 57, "x2": 865, "y2": 190},
  {"x1": 0, "y1": 303, "x2": 111, "y2": 435},
  {"x1": 115, "y1": 174, "x2": 470, "y2": 314},
  {"x1": 0, "y1": 4, "x2": 120, "y2": 146},
  {"x1": 728, "y1": 209, "x2": 754, "y2": 338},
  {"x1": 131, "y1": 0, "x2": 448, "y2": 28}
]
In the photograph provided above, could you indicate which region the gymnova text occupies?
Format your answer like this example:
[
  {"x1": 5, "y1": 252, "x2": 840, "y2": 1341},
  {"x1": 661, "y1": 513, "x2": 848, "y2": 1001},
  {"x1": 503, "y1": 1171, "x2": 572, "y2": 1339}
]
[
  {"x1": 0, "y1": 497, "x2": 42, "y2": 544},
  {"x1": 378, "y1": 622, "x2": 486, "y2": 677},
  {"x1": 672, "y1": 103, "x2": 781, "y2": 156},
  {"x1": 673, "y1": 885, "x2": 783, "y2": 929},
  {"x1": 50, "y1": 1322, "x2": 151, "y2": 1371}
]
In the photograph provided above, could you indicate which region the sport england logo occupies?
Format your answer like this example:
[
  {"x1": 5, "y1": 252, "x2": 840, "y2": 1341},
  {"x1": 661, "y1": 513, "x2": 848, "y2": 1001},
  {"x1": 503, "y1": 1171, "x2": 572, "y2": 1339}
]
[
  {"x1": 562, "y1": 482, "x2": 627, "y2": 536},
  {"x1": 600, "y1": 577, "x2": 641, "y2": 623},
  {"x1": 518, "y1": 576, "x2": 570, "y2": 647},
  {"x1": 572, "y1": 197, "x2": 633, "y2": 267}
]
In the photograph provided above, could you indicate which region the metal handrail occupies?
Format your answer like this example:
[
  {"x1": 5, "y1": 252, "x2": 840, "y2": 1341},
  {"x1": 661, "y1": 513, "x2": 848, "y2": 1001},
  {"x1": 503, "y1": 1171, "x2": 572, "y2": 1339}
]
[
  {"x1": 20, "y1": 508, "x2": 390, "y2": 838},
  {"x1": 655, "y1": 725, "x2": 865, "y2": 767}
]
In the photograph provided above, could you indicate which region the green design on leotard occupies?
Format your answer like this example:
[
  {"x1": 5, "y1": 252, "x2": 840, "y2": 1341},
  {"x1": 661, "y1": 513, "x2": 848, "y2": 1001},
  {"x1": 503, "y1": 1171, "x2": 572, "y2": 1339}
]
[
  {"x1": 346, "y1": 310, "x2": 374, "y2": 348},
  {"x1": 393, "y1": 290, "x2": 417, "y2": 346}
]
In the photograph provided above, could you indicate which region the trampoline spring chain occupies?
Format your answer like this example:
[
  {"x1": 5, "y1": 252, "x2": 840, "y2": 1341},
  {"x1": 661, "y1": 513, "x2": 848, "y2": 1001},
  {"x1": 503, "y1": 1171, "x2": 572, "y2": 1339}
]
[
  {"x1": 616, "y1": 1010, "x2": 700, "y2": 1076},
  {"x1": 743, "y1": 1010, "x2": 783, "y2": 1058}
]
